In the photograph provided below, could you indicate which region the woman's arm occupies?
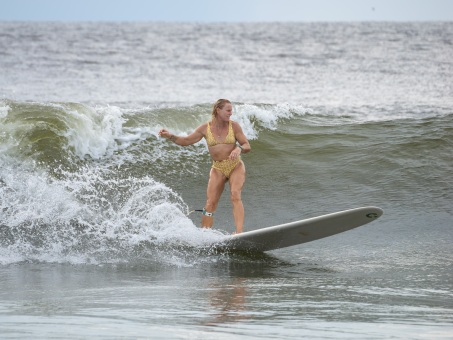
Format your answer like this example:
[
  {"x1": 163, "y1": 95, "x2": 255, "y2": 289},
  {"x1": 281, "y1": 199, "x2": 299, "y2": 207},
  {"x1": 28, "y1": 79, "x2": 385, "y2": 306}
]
[
  {"x1": 159, "y1": 124, "x2": 205, "y2": 146},
  {"x1": 232, "y1": 122, "x2": 251, "y2": 153}
]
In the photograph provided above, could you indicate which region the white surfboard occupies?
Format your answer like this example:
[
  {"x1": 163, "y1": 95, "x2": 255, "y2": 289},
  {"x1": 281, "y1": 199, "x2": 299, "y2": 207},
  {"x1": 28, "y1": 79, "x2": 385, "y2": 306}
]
[{"x1": 217, "y1": 206, "x2": 383, "y2": 252}]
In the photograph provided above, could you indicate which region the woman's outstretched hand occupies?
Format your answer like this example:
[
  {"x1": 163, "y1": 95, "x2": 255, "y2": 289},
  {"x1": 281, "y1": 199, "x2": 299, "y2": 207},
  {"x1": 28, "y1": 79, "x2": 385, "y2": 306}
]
[{"x1": 159, "y1": 129, "x2": 171, "y2": 139}]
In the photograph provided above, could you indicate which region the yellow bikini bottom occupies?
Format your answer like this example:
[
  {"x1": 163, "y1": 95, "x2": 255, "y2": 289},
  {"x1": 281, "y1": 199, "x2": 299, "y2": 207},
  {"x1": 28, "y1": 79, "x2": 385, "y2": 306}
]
[{"x1": 212, "y1": 157, "x2": 241, "y2": 179}]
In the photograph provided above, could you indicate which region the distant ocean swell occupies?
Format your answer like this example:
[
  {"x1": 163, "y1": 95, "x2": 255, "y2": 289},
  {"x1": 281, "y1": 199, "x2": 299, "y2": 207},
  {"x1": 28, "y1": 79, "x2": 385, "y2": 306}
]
[{"x1": 0, "y1": 99, "x2": 452, "y2": 264}]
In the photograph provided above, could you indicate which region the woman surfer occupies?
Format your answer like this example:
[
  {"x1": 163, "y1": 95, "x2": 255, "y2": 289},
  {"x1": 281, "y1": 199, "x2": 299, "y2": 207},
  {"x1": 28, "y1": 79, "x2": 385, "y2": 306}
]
[{"x1": 159, "y1": 99, "x2": 251, "y2": 234}]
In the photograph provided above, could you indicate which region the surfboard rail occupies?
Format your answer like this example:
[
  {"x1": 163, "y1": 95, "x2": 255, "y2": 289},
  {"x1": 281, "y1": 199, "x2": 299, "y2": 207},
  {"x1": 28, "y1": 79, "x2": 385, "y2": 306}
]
[{"x1": 218, "y1": 206, "x2": 383, "y2": 252}]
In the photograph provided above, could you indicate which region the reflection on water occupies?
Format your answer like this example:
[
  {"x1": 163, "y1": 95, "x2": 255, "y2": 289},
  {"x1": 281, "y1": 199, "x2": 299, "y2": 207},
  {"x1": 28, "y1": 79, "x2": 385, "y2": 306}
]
[{"x1": 204, "y1": 277, "x2": 249, "y2": 326}]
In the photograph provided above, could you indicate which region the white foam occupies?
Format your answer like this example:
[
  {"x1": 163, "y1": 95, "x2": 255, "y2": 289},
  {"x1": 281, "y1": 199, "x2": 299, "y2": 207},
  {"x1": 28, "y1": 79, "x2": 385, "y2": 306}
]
[
  {"x1": 0, "y1": 154, "x2": 227, "y2": 266},
  {"x1": 0, "y1": 101, "x2": 10, "y2": 119},
  {"x1": 234, "y1": 103, "x2": 311, "y2": 139},
  {"x1": 60, "y1": 104, "x2": 126, "y2": 159}
]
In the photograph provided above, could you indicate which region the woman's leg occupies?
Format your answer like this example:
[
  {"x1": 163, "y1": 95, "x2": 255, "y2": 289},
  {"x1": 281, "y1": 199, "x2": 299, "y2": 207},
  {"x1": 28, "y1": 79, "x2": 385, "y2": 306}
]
[
  {"x1": 202, "y1": 168, "x2": 226, "y2": 228},
  {"x1": 228, "y1": 161, "x2": 246, "y2": 233}
]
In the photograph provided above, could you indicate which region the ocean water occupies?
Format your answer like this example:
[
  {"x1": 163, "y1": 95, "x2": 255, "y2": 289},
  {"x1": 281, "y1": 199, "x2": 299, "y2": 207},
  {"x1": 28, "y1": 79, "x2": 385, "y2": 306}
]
[{"x1": 0, "y1": 22, "x2": 452, "y2": 339}]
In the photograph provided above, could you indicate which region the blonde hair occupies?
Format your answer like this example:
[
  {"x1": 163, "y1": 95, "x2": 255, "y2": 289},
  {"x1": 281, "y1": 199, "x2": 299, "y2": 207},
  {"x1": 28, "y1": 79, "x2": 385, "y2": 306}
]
[{"x1": 211, "y1": 99, "x2": 231, "y2": 120}]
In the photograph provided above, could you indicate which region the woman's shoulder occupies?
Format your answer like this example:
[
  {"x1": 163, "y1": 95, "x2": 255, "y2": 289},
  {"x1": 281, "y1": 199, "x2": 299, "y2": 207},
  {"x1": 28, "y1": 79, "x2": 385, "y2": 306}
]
[
  {"x1": 195, "y1": 122, "x2": 209, "y2": 135},
  {"x1": 231, "y1": 120, "x2": 243, "y2": 131}
]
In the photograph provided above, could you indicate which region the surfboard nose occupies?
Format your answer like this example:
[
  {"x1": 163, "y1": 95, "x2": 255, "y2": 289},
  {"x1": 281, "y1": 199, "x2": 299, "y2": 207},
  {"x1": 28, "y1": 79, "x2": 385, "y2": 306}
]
[{"x1": 365, "y1": 206, "x2": 384, "y2": 219}]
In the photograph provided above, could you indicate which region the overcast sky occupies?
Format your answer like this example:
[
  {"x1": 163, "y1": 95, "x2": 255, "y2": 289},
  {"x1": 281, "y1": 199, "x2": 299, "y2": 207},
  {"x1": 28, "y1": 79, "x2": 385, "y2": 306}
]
[{"x1": 1, "y1": 0, "x2": 452, "y2": 22}]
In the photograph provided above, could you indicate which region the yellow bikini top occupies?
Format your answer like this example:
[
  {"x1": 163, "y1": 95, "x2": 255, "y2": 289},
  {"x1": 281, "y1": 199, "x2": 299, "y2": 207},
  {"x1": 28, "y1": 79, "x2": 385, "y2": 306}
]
[{"x1": 206, "y1": 120, "x2": 236, "y2": 147}]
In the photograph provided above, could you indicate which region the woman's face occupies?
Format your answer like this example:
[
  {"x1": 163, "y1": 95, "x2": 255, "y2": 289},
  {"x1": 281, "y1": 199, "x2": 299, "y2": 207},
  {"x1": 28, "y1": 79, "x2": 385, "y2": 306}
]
[{"x1": 216, "y1": 103, "x2": 233, "y2": 121}]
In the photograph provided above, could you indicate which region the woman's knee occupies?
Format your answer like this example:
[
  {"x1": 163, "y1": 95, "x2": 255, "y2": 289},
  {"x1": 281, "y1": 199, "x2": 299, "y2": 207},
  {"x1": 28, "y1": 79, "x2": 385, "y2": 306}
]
[{"x1": 230, "y1": 190, "x2": 242, "y2": 203}]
